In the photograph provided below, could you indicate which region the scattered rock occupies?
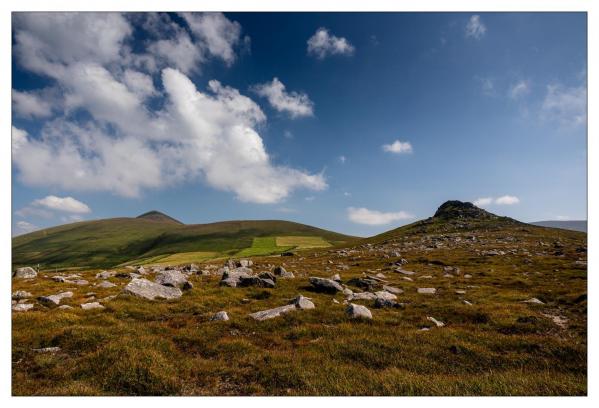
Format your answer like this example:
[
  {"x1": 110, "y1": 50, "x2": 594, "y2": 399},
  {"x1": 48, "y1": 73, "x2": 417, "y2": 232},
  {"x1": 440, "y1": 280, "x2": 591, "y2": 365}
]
[
  {"x1": 455, "y1": 290, "x2": 467, "y2": 295},
  {"x1": 211, "y1": 311, "x2": 230, "y2": 321},
  {"x1": 12, "y1": 290, "x2": 32, "y2": 300},
  {"x1": 273, "y1": 266, "x2": 294, "y2": 278},
  {"x1": 249, "y1": 295, "x2": 315, "y2": 321},
  {"x1": 463, "y1": 300, "x2": 473, "y2": 306},
  {"x1": 350, "y1": 292, "x2": 377, "y2": 301},
  {"x1": 220, "y1": 267, "x2": 252, "y2": 287},
  {"x1": 81, "y1": 302, "x2": 104, "y2": 310},
  {"x1": 395, "y1": 268, "x2": 415, "y2": 276},
  {"x1": 383, "y1": 285, "x2": 403, "y2": 295},
  {"x1": 12, "y1": 303, "x2": 34, "y2": 312},
  {"x1": 123, "y1": 278, "x2": 182, "y2": 300},
  {"x1": 309, "y1": 277, "x2": 343, "y2": 293},
  {"x1": 346, "y1": 303, "x2": 372, "y2": 319},
  {"x1": 239, "y1": 276, "x2": 276, "y2": 288},
  {"x1": 418, "y1": 288, "x2": 437, "y2": 295},
  {"x1": 58, "y1": 305, "x2": 74, "y2": 310},
  {"x1": 33, "y1": 347, "x2": 61, "y2": 353},
  {"x1": 523, "y1": 297, "x2": 544, "y2": 304},
  {"x1": 374, "y1": 291, "x2": 397, "y2": 301},
  {"x1": 96, "y1": 270, "x2": 115, "y2": 279},
  {"x1": 427, "y1": 316, "x2": 445, "y2": 327},
  {"x1": 38, "y1": 291, "x2": 73, "y2": 307},
  {"x1": 374, "y1": 298, "x2": 404, "y2": 309},
  {"x1": 330, "y1": 273, "x2": 341, "y2": 282},
  {"x1": 155, "y1": 270, "x2": 192, "y2": 290},
  {"x1": 97, "y1": 281, "x2": 117, "y2": 289},
  {"x1": 346, "y1": 277, "x2": 381, "y2": 291},
  {"x1": 13, "y1": 267, "x2": 37, "y2": 279}
]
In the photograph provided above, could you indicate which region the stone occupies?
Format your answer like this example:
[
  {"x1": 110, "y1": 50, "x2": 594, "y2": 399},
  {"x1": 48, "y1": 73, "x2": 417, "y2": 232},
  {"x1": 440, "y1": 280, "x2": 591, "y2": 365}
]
[
  {"x1": 427, "y1": 316, "x2": 445, "y2": 327},
  {"x1": 402, "y1": 277, "x2": 413, "y2": 282},
  {"x1": 136, "y1": 266, "x2": 147, "y2": 275},
  {"x1": 33, "y1": 347, "x2": 61, "y2": 353},
  {"x1": 13, "y1": 267, "x2": 37, "y2": 279},
  {"x1": 69, "y1": 279, "x2": 89, "y2": 286},
  {"x1": 123, "y1": 278, "x2": 182, "y2": 300},
  {"x1": 463, "y1": 300, "x2": 473, "y2": 306},
  {"x1": 523, "y1": 297, "x2": 544, "y2": 304},
  {"x1": 97, "y1": 281, "x2": 117, "y2": 288},
  {"x1": 375, "y1": 273, "x2": 386, "y2": 279},
  {"x1": 347, "y1": 277, "x2": 381, "y2": 291},
  {"x1": 374, "y1": 298, "x2": 405, "y2": 309},
  {"x1": 239, "y1": 276, "x2": 276, "y2": 288},
  {"x1": 81, "y1": 302, "x2": 104, "y2": 310},
  {"x1": 342, "y1": 287, "x2": 354, "y2": 296},
  {"x1": 96, "y1": 270, "x2": 115, "y2": 279},
  {"x1": 464, "y1": 274, "x2": 472, "y2": 279},
  {"x1": 239, "y1": 259, "x2": 253, "y2": 268},
  {"x1": 273, "y1": 266, "x2": 294, "y2": 278},
  {"x1": 249, "y1": 295, "x2": 315, "y2": 321},
  {"x1": 211, "y1": 311, "x2": 230, "y2": 321},
  {"x1": 418, "y1": 288, "x2": 436, "y2": 295},
  {"x1": 52, "y1": 276, "x2": 66, "y2": 282},
  {"x1": 155, "y1": 270, "x2": 191, "y2": 289},
  {"x1": 12, "y1": 303, "x2": 34, "y2": 312},
  {"x1": 281, "y1": 252, "x2": 294, "y2": 257},
  {"x1": 350, "y1": 292, "x2": 377, "y2": 301},
  {"x1": 38, "y1": 291, "x2": 73, "y2": 307},
  {"x1": 259, "y1": 271, "x2": 277, "y2": 282},
  {"x1": 58, "y1": 305, "x2": 74, "y2": 310},
  {"x1": 455, "y1": 290, "x2": 467, "y2": 295},
  {"x1": 346, "y1": 303, "x2": 372, "y2": 319},
  {"x1": 395, "y1": 268, "x2": 415, "y2": 276},
  {"x1": 309, "y1": 277, "x2": 343, "y2": 293},
  {"x1": 12, "y1": 290, "x2": 32, "y2": 300},
  {"x1": 383, "y1": 285, "x2": 403, "y2": 295},
  {"x1": 220, "y1": 267, "x2": 252, "y2": 287},
  {"x1": 330, "y1": 273, "x2": 341, "y2": 282},
  {"x1": 374, "y1": 291, "x2": 397, "y2": 301}
]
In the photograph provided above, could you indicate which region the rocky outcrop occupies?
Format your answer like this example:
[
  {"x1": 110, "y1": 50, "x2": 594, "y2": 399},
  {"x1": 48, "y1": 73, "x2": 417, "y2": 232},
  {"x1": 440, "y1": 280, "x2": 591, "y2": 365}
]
[
  {"x1": 38, "y1": 291, "x2": 73, "y2": 307},
  {"x1": 155, "y1": 270, "x2": 192, "y2": 290}
]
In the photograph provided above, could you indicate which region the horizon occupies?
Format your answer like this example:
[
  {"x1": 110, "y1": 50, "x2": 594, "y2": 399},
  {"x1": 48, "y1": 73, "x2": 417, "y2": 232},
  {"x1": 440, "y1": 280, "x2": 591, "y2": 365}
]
[{"x1": 12, "y1": 12, "x2": 587, "y2": 237}]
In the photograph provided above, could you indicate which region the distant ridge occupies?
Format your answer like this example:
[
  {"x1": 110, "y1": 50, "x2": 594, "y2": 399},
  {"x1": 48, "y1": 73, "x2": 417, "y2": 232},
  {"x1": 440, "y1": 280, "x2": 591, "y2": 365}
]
[
  {"x1": 531, "y1": 220, "x2": 587, "y2": 233},
  {"x1": 136, "y1": 210, "x2": 183, "y2": 225}
]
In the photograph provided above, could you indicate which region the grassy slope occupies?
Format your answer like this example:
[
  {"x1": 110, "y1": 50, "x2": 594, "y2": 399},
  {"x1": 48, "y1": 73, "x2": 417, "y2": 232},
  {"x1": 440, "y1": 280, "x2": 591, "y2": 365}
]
[
  {"x1": 12, "y1": 218, "x2": 355, "y2": 269},
  {"x1": 11, "y1": 215, "x2": 587, "y2": 395}
]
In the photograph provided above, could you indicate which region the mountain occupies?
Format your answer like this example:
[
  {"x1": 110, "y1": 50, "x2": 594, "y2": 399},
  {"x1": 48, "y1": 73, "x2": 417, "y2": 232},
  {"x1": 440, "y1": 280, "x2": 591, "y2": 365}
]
[
  {"x1": 12, "y1": 213, "x2": 355, "y2": 269},
  {"x1": 531, "y1": 220, "x2": 587, "y2": 233},
  {"x1": 136, "y1": 210, "x2": 183, "y2": 225}
]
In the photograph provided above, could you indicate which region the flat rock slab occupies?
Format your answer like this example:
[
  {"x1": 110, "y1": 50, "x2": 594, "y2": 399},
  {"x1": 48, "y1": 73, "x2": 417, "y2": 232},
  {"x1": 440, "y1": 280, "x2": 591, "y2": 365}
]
[
  {"x1": 38, "y1": 291, "x2": 73, "y2": 307},
  {"x1": 349, "y1": 292, "x2": 377, "y2": 301},
  {"x1": 249, "y1": 295, "x2": 315, "y2": 321},
  {"x1": 374, "y1": 298, "x2": 405, "y2": 309},
  {"x1": 523, "y1": 297, "x2": 544, "y2": 304},
  {"x1": 13, "y1": 267, "x2": 37, "y2": 279},
  {"x1": 374, "y1": 291, "x2": 397, "y2": 301},
  {"x1": 418, "y1": 288, "x2": 437, "y2": 295},
  {"x1": 81, "y1": 302, "x2": 105, "y2": 310},
  {"x1": 97, "y1": 281, "x2": 117, "y2": 288},
  {"x1": 12, "y1": 303, "x2": 34, "y2": 312},
  {"x1": 383, "y1": 285, "x2": 403, "y2": 295},
  {"x1": 395, "y1": 268, "x2": 415, "y2": 276},
  {"x1": 346, "y1": 303, "x2": 372, "y2": 319},
  {"x1": 309, "y1": 277, "x2": 343, "y2": 293},
  {"x1": 96, "y1": 271, "x2": 116, "y2": 279},
  {"x1": 427, "y1": 316, "x2": 445, "y2": 327},
  {"x1": 123, "y1": 278, "x2": 182, "y2": 300},
  {"x1": 12, "y1": 290, "x2": 32, "y2": 300}
]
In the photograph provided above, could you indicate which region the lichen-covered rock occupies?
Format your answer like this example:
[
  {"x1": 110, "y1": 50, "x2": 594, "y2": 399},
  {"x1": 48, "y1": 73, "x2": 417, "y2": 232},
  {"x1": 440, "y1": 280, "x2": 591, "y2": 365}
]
[
  {"x1": 249, "y1": 295, "x2": 315, "y2": 321},
  {"x1": 12, "y1": 303, "x2": 34, "y2": 312},
  {"x1": 346, "y1": 303, "x2": 372, "y2": 319},
  {"x1": 155, "y1": 270, "x2": 191, "y2": 289},
  {"x1": 12, "y1": 290, "x2": 32, "y2": 300},
  {"x1": 38, "y1": 291, "x2": 73, "y2": 307},
  {"x1": 211, "y1": 311, "x2": 230, "y2": 321},
  {"x1": 13, "y1": 267, "x2": 37, "y2": 279},
  {"x1": 309, "y1": 277, "x2": 343, "y2": 293},
  {"x1": 123, "y1": 278, "x2": 182, "y2": 300},
  {"x1": 81, "y1": 302, "x2": 105, "y2": 310},
  {"x1": 273, "y1": 266, "x2": 294, "y2": 278},
  {"x1": 418, "y1": 288, "x2": 437, "y2": 295}
]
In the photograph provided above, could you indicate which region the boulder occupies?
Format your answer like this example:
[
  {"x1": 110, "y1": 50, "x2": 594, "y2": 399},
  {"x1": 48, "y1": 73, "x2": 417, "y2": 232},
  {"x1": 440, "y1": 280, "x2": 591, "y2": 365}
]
[
  {"x1": 155, "y1": 270, "x2": 192, "y2": 290},
  {"x1": 374, "y1": 291, "x2": 397, "y2": 301},
  {"x1": 238, "y1": 276, "x2": 276, "y2": 288},
  {"x1": 523, "y1": 297, "x2": 544, "y2": 304},
  {"x1": 123, "y1": 278, "x2": 182, "y2": 300},
  {"x1": 249, "y1": 295, "x2": 315, "y2": 321},
  {"x1": 259, "y1": 271, "x2": 277, "y2": 282},
  {"x1": 273, "y1": 266, "x2": 294, "y2": 278},
  {"x1": 418, "y1": 288, "x2": 437, "y2": 295},
  {"x1": 211, "y1": 311, "x2": 230, "y2": 321},
  {"x1": 374, "y1": 298, "x2": 405, "y2": 309},
  {"x1": 12, "y1": 290, "x2": 32, "y2": 300},
  {"x1": 58, "y1": 305, "x2": 74, "y2": 310},
  {"x1": 220, "y1": 267, "x2": 252, "y2": 287},
  {"x1": 69, "y1": 279, "x2": 89, "y2": 286},
  {"x1": 309, "y1": 277, "x2": 343, "y2": 293},
  {"x1": 81, "y1": 302, "x2": 105, "y2": 310},
  {"x1": 350, "y1": 292, "x2": 377, "y2": 301},
  {"x1": 38, "y1": 291, "x2": 73, "y2": 307},
  {"x1": 97, "y1": 281, "x2": 117, "y2": 289},
  {"x1": 12, "y1": 303, "x2": 34, "y2": 312},
  {"x1": 346, "y1": 277, "x2": 381, "y2": 291},
  {"x1": 395, "y1": 268, "x2": 415, "y2": 276},
  {"x1": 346, "y1": 303, "x2": 372, "y2": 319},
  {"x1": 13, "y1": 267, "x2": 37, "y2": 279},
  {"x1": 330, "y1": 273, "x2": 341, "y2": 282},
  {"x1": 427, "y1": 316, "x2": 445, "y2": 327},
  {"x1": 96, "y1": 270, "x2": 116, "y2": 279},
  {"x1": 383, "y1": 285, "x2": 403, "y2": 295}
]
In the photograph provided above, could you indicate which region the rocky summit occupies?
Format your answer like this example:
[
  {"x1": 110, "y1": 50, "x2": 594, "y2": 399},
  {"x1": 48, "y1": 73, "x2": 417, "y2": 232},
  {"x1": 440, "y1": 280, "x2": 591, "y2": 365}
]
[{"x1": 433, "y1": 200, "x2": 497, "y2": 220}]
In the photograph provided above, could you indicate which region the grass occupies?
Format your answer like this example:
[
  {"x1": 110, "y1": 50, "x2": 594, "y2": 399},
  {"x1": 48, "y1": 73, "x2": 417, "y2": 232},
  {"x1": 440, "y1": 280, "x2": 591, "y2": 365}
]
[
  {"x1": 276, "y1": 236, "x2": 332, "y2": 249},
  {"x1": 139, "y1": 251, "x2": 218, "y2": 266},
  {"x1": 11, "y1": 216, "x2": 587, "y2": 395},
  {"x1": 235, "y1": 237, "x2": 294, "y2": 257}
]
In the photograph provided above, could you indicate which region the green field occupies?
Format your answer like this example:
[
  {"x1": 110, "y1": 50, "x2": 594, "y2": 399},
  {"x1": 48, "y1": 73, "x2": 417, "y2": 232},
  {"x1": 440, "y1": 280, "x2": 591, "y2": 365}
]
[
  {"x1": 276, "y1": 236, "x2": 331, "y2": 249},
  {"x1": 235, "y1": 237, "x2": 293, "y2": 257}
]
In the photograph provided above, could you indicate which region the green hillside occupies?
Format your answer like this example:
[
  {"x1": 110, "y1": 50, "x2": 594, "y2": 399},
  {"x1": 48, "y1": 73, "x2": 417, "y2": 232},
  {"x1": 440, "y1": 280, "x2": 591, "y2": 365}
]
[{"x1": 12, "y1": 213, "x2": 355, "y2": 269}]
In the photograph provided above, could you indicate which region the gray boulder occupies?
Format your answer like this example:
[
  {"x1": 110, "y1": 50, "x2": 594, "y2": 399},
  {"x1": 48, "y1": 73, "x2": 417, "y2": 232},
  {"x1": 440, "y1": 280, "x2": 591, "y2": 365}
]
[
  {"x1": 220, "y1": 267, "x2": 252, "y2": 287},
  {"x1": 155, "y1": 270, "x2": 192, "y2": 290},
  {"x1": 12, "y1": 290, "x2": 32, "y2": 300},
  {"x1": 211, "y1": 311, "x2": 230, "y2": 321},
  {"x1": 309, "y1": 277, "x2": 343, "y2": 293},
  {"x1": 38, "y1": 291, "x2": 73, "y2": 307},
  {"x1": 123, "y1": 278, "x2": 182, "y2": 300},
  {"x1": 97, "y1": 281, "x2": 117, "y2": 288},
  {"x1": 13, "y1": 267, "x2": 37, "y2": 279},
  {"x1": 273, "y1": 266, "x2": 294, "y2": 278},
  {"x1": 374, "y1": 291, "x2": 397, "y2": 301},
  {"x1": 374, "y1": 298, "x2": 405, "y2": 309},
  {"x1": 383, "y1": 285, "x2": 403, "y2": 295},
  {"x1": 239, "y1": 276, "x2": 276, "y2": 288},
  {"x1": 350, "y1": 292, "x2": 377, "y2": 301},
  {"x1": 96, "y1": 270, "x2": 116, "y2": 279},
  {"x1": 346, "y1": 303, "x2": 372, "y2": 319},
  {"x1": 330, "y1": 273, "x2": 341, "y2": 282},
  {"x1": 12, "y1": 303, "x2": 34, "y2": 312},
  {"x1": 418, "y1": 288, "x2": 437, "y2": 295},
  {"x1": 81, "y1": 302, "x2": 105, "y2": 310},
  {"x1": 249, "y1": 295, "x2": 315, "y2": 321}
]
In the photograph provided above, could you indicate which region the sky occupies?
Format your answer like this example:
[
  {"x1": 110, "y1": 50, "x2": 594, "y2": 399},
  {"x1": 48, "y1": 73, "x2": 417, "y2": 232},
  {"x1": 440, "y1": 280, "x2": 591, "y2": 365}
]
[{"x1": 11, "y1": 12, "x2": 587, "y2": 237}]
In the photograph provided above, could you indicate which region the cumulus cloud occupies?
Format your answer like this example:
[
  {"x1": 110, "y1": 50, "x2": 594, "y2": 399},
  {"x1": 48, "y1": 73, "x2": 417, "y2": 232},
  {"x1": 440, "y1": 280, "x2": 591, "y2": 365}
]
[
  {"x1": 15, "y1": 221, "x2": 40, "y2": 235},
  {"x1": 149, "y1": 29, "x2": 203, "y2": 74},
  {"x1": 252, "y1": 78, "x2": 314, "y2": 118},
  {"x1": 32, "y1": 195, "x2": 91, "y2": 213},
  {"x1": 474, "y1": 195, "x2": 520, "y2": 207},
  {"x1": 12, "y1": 89, "x2": 53, "y2": 118},
  {"x1": 465, "y1": 15, "x2": 487, "y2": 40},
  {"x1": 541, "y1": 83, "x2": 586, "y2": 127},
  {"x1": 307, "y1": 27, "x2": 355, "y2": 59},
  {"x1": 509, "y1": 80, "x2": 530, "y2": 99},
  {"x1": 347, "y1": 207, "x2": 413, "y2": 226},
  {"x1": 12, "y1": 13, "x2": 324, "y2": 204},
  {"x1": 382, "y1": 140, "x2": 413, "y2": 154}
]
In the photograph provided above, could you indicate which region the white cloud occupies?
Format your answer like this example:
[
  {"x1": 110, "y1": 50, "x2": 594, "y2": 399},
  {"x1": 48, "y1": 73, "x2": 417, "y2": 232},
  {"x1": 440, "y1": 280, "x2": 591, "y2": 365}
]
[
  {"x1": 15, "y1": 221, "x2": 39, "y2": 235},
  {"x1": 473, "y1": 197, "x2": 493, "y2": 207},
  {"x1": 465, "y1": 15, "x2": 487, "y2": 40},
  {"x1": 149, "y1": 30, "x2": 204, "y2": 74},
  {"x1": 495, "y1": 195, "x2": 520, "y2": 205},
  {"x1": 556, "y1": 215, "x2": 571, "y2": 221},
  {"x1": 32, "y1": 195, "x2": 91, "y2": 213},
  {"x1": 343, "y1": 192, "x2": 351, "y2": 197},
  {"x1": 382, "y1": 140, "x2": 413, "y2": 154},
  {"x1": 474, "y1": 195, "x2": 520, "y2": 207},
  {"x1": 541, "y1": 83, "x2": 586, "y2": 127},
  {"x1": 283, "y1": 130, "x2": 294, "y2": 139},
  {"x1": 305, "y1": 196, "x2": 315, "y2": 202},
  {"x1": 339, "y1": 155, "x2": 347, "y2": 164},
  {"x1": 307, "y1": 27, "x2": 355, "y2": 59},
  {"x1": 252, "y1": 78, "x2": 314, "y2": 118},
  {"x1": 122, "y1": 69, "x2": 157, "y2": 99},
  {"x1": 12, "y1": 89, "x2": 53, "y2": 118},
  {"x1": 348, "y1": 207, "x2": 413, "y2": 226},
  {"x1": 509, "y1": 80, "x2": 530, "y2": 99},
  {"x1": 61, "y1": 214, "x2": 85, "y2": 223},
  {"x1": 181, "y1": 12, "x2": 243, "y2": 65}
]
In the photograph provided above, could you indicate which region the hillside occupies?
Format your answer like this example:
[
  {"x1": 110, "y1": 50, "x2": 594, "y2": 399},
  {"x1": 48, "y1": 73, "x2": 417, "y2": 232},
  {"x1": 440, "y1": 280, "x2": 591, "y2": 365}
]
[
  {"x1": 12, "y1": 214, "x2": 355, "y2": 269},
  {"x1": 531, "y1": 220, "x2": 587, "y2": 233}
]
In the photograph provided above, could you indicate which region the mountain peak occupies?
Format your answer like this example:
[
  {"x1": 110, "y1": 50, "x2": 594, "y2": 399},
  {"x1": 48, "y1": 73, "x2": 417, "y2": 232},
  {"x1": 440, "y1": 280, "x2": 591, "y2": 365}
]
[
  {"x1": 433, "y1": 200, "x2": 496, "y2": 220},
  {"x1": 136, "y1": 210, "x2": 183, "y2": 224}
]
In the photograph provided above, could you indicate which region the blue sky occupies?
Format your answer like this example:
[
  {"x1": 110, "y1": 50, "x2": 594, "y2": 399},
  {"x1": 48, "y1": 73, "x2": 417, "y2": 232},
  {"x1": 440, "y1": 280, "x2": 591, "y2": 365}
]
[{"x1": 11, "y1": 12, "x2": 587, "y2": 237}]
